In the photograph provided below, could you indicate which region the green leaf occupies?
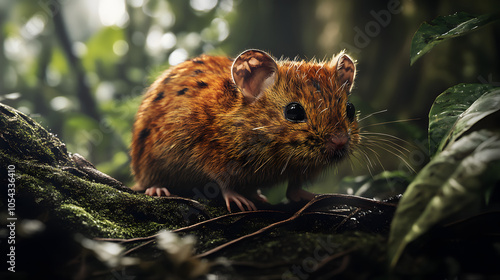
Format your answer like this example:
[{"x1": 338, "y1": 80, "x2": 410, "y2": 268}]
[
  {"x1": 410, "y1": 12, "x2": 500, "y2": 65},
  {"x1": 389, "y1": 129, "x2": 500, "y2": 268},
  {"x1": 388, "y1": 84, "x2": 500, "y2": 269},
  {"x1": 440, "y1": 87, "x2": 500, "y2": 151},
  {"x1": 428, "y1": 84, "x2": 497, "y2": 157}
]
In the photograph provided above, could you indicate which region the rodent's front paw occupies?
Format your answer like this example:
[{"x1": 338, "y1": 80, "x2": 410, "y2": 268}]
[
  {"x1": 145, "y1": 186, "x2": 171, "y2": 197},
  {"x1": 222, "y1": 189, "x2": 257, "y2": 212}
]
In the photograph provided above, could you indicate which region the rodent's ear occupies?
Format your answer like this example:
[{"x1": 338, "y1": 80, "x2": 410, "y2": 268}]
[
  {"x1": 335, "y1": 53, "x2": 356, "y2": 92},
  {"x1": 232, "y1": 49, "x2": 278, "y2": 103}
]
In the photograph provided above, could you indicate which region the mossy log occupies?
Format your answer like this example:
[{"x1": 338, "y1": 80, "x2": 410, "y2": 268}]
[{"x1": 0, "y1": 103, "x2": 397, "y2": 279}]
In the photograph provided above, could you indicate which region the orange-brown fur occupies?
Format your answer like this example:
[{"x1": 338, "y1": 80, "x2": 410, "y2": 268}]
[{"x1": 131, "y1": 50, "x2": 359, "y2": 208}]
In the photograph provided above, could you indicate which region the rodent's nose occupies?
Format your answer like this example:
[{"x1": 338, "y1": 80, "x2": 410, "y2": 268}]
[{"x1": 328, "y1": 134, "x2": 348, "y2": 151}]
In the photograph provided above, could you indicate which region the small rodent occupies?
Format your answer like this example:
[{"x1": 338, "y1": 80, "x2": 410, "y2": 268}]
[{"x1": 131, "y1": 49, "x2": 359, "y2": 212}]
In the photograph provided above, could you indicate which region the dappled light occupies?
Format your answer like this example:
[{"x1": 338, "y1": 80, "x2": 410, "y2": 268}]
[{"x1": 99, "y1": 0, "x2": 128, "y2": 27}]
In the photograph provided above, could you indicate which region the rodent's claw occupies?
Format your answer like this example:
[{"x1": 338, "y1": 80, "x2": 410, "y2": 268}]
[
  {"x1": 145, "y1": 186, "x2": 171, "y2": 197},
  {"x1": 223, "y1": 189, "x2": 257, "y2": 212}
]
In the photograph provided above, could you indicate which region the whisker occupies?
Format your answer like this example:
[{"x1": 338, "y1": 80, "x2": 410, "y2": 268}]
[
  {"x1": 362, "y1": 146, "x2": 386, "y2": 173},
  {"x1": 356, "y1": 147, "x2": 375, "y2": 172},
  {"x1": 347, "y1": 156, "x2": 356, "y2": 172},
  {"x1": 360, "y1": 132, "x2": 411, "y2": 144},
  {"x1": 361, "y1": 140, "x2": 416, "y2": 173},
  {"x1": 357, "y1": 109, "x2": 388, "y2": 122},
  {"x1": 281, "y1": 148, "x2": 295, "y2": 175},
  {"x1": 348, "y1": 152, "x2": 371, "y2": 176},
  {"x1": 362, "y1": 137, "x2": 408, "y2": 156},
  {"x1": 348, "y1": 151, "x2": 365, "y2": 167},
  {"x1": 365, "y1": 157, "x2": 374, "y2": 177},
  {"x1": 252, "y1": 126, "x2": 267, "y2": 130},
  {"x1": 254, "y1": 156, "x2": 273, "y2": 173},
  {"x1": 359, "y1": 118, "x2": 419, "y2": 130},
  {"x1": 347, "y1": 108, "x2": 419, "y2": 176},
  {"x1": 363, "y1": 138, "x2": 411, "y2": 153},
  {"x1": 362, "y1": 142, "x2": 400, "y2": 160},
  {"x1": 358, "y1": 145, "x2": 394, "y2": 186},
  {"x1": 351, "y1": 148, "x2": 370, "y2": 172},
  {"x1": 390, "y1": 151, "x2": 415, "y2": 173}
]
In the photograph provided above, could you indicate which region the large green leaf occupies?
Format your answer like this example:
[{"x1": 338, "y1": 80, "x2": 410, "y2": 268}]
[
  {"x1": 410, "y1": 12, "x2": 500, "y2": 65},
  {"x1": 388, "y1": 85, "x2": 500, "y2": 268},
  {"x1": 428, "y1": 84, "x2": 498, "y2": 157},
  {"x1": 389, "y1": 129, "x2": 500, "y2": 268}
]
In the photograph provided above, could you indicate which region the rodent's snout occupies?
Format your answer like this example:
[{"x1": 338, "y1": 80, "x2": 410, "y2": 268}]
[
  {"x1": 327, "y1": 134, "x2": 349, "y2": 151},
  {"x1": 320, "y1": 134, "x2": 350, "y2": 162}
]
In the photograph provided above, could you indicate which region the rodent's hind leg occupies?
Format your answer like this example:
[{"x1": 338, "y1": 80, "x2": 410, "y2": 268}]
[
  {"x1": 145, "y1": 186, "x2": 172, "y2": 197},
  {"x1": 222, "y1": 189, "x2": 257, "y2": 212}
]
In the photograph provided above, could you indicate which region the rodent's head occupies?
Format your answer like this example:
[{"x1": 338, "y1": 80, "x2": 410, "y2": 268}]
[{"x1": 231, "y1": 49, "x2": 360, "y2": 175}]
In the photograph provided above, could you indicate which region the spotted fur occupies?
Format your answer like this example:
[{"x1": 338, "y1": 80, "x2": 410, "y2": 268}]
[{"x1": 130, "y1": 51, "x2": 359, "y2": 204}]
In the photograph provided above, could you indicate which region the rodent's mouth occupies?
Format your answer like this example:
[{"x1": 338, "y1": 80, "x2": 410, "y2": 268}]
[
  {"x1": 320, "y1": 134, "x2": 350, "y2": 163},
  {"x1": 321, "y1": 145, "x2": 349, "y2": 164},
  {"x1": 330, "y1": 150, "x2": 349, "y2": 162}
]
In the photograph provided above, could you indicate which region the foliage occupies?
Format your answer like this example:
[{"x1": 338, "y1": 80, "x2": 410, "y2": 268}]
[
  {"x1": 389, "y1": 12, "x2": 500, "y2": 272},
  {"x1": 427, "y1": 83, "x2": 497, "y2": 156},
  {"x1": 389, "y1": 91, "x2": 500, "y2": 268},
  {"x1": 1, "y1": 1, "x2": 500, "y2": 279},
  {"x1": 410, "y1": 12, "x2": 500, "y2": 65}
]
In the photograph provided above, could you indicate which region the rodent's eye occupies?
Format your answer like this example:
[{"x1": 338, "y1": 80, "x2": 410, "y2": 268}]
[
  {"x1": 346, "y1": 102, "x2": 355, "y2": 122},
  {"x1": 284, "y1": 102, "x2": 306, "y2": 122}
]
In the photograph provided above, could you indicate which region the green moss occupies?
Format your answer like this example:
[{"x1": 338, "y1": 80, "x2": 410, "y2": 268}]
[{"x1": 0, "y1": 103, "x2": 209, "y2": 239}]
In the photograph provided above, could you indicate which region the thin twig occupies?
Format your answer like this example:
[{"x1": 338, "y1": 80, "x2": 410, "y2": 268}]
[
  {"x1": 95, "y1": 210, "x2": 286, "y2": 243},
  {"x1": 195, "y1": 195, "x2": 337, "y2": 258}
]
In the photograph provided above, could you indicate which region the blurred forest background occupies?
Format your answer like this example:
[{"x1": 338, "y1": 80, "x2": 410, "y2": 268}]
[{"x1": 1, "y1": 0, "x2": 499, "y2": 200}]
